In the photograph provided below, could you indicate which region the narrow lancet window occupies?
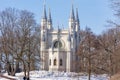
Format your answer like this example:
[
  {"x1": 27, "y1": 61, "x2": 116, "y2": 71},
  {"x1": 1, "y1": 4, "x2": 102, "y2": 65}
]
[
  {"x1": 54, "y1": 59, "x2": 57, "y2": 66},
  {"x1": 60, "y1": 59, "x2": 62, "y2": 66}
]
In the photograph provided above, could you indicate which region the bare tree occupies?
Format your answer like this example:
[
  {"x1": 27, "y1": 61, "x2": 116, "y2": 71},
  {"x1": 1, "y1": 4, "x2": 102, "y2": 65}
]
[
  {"x1": 98, "y1": 27, "x2": 120, "y2": 77},
  {"x1": 78, "y1": 27, "x2": 97, "y2": 80},
  {"x1": 0, "y1": 8, "x2": 40, "y2": 79},
  {"x1": 15, "y1": 10, "x2": 37, "y2": 79},
  {"x1": 0, "y1": 8, "x2": 19, "y2": 76}
]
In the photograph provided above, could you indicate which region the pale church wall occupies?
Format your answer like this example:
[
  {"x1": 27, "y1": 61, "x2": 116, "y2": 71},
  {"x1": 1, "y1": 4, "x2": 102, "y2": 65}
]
[
  {"x1": 48, "y1": 30, "x2": 69, "y2": 71},
  {"x1": 49, "y1": 50, "x2": 67, "y2": 71}
]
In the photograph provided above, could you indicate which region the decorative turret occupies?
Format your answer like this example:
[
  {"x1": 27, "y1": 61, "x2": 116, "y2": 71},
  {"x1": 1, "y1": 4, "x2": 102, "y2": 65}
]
[
  {"x1": 75, "y1": 8, "x2": 80, "y2": 32},
  {"x1": 75, "y1": 8, "x2": 80, "y2": 47},
  {"x1": 43, "y1": 4, "x2": 47, "y2": 20},
  {"x1": 41, "y1": 4, "x2": 47, "y2": 30},
  {"x1": 40, "y1": 2, "x2": 48, "y2": 50},
  {"x1": 40, "y1": 2, "x2": 48, "y2": 70},
  {"x1": 40, "y1": 2, "x2": 48, "y2": 42},
  {"x1": 76, "y1": 8, "x2": 79, "y2": 23},
  {"x1": 68, "y1": 4, "x2": 77, "y2": 55},
  {"x1": 69, "y1": 5, "x2": 75, "y2": 33},
  {"x1": 70, "y1": 5, "x2": 75, "y2": 20},
  {"x1": 47, "y1": 8, "x2": 52, "y2": 30}
]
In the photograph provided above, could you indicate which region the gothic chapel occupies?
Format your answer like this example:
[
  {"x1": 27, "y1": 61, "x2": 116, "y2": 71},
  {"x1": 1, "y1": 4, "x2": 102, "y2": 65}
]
[{"x1": 40, "y1": 4, "x2": 80, "y2": 72}]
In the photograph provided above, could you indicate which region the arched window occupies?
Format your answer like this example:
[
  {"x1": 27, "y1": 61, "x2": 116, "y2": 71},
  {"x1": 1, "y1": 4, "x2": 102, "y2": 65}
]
[
  {"x1": 54, "y1": 59, "x2": 57, "y2": 66},
  {"x1": 54, "y1": 41, "x2": 62, "y2": 48},
  {"x1": 60, "y1": 59, "x2": 62, "y2": 66},
  {"x1": 49, "y1": 59, "x2": 51, "y2": 65}
]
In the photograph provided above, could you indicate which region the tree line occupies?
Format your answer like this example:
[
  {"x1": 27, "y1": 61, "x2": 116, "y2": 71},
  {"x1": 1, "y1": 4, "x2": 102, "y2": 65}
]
[
  {"x1": 77, "y1": 27, "x2": 120, "y2": 79},
  {"x1": 0, "y1": 8, "x2": 40, "y2": 79},
  {"x1": 77, "y1": 0, "x2": 120, "y2": 79}
]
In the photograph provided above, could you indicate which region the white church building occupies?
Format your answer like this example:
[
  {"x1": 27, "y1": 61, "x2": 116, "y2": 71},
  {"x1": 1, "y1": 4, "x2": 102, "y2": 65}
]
[{"x1": 40, "y1": 4, "x2": 80, "y2": 72}]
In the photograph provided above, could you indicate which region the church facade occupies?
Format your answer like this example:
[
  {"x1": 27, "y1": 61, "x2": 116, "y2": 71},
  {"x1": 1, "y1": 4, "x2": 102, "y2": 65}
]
[{"x1": 40, "y1": 5, "x2": 80, "y2": 72}]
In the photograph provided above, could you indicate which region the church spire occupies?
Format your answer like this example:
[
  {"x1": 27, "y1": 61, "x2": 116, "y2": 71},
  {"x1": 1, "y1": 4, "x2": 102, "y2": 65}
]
[
  {"x1": 41, "y1": 0, "x2": 47, "y2": 30},
  {"x1": 48, "y1": 8, "x2": 52, "y2": 23},
  {"x1": 69, "y1": 3, "x2": 76, "y2": 33},
  {"x1": 42, "y1": 1, "x2": 47, "y2": 19},
  {"x1": 76, "y1": 8, "x2": 79, "y2": 23},
  {"x1": 75, "y1": 8, "x2": 80, "y2": 32},
  {"x1": 70, "y1": 0, "x2": 75, "y2": 20},
  {"x1": 70, "y1": 4, "x2": 75, "y2": 20},
  {"x1": 47, "y1": 8, "x2": 52, "y2": 30}
]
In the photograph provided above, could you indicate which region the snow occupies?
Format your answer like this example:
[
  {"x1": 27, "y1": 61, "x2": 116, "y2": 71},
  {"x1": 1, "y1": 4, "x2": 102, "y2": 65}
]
[
  {"x1": 0, "y1": 78, "x2": 9, "y2": 80},
  {"x1": 0, "y1": 71, "x2": 109, "y2": 80}
]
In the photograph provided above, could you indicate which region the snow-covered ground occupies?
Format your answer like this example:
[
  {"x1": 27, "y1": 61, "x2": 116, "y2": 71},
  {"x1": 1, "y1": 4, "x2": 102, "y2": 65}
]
[{"x1": 0, "y1": 71, "x2": 109, "y2": 80}]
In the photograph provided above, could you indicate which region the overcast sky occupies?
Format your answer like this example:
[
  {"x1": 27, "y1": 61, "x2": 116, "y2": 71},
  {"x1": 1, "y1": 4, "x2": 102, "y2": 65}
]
[{"x1": 0, "y1": 0, "x2": 114, "y2": 35}]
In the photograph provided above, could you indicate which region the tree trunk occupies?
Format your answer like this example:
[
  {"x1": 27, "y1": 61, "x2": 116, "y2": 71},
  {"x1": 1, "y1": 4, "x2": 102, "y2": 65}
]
[
  {"x1": 88, "y1": 55, "x2": 91, "y2": 80},
  {"x1": 23, "y1": 61, "x2": 27, "y2": 77},
  {"x1": 27, "y1": 62, "x2": 30, "y2": 79}
]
